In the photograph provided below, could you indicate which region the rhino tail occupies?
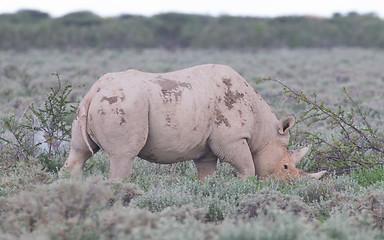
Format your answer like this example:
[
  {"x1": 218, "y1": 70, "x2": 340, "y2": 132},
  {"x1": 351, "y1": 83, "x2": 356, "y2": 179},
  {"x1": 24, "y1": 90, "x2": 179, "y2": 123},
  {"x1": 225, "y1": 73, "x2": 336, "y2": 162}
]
[{"x1": 78, "y1": 88, "x2": 97, "y2": 155}]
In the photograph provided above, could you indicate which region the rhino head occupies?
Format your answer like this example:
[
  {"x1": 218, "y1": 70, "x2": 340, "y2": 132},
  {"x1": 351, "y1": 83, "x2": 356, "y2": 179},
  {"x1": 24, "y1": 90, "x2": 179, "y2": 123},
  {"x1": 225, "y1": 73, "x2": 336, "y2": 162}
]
[{"x1": 253, "y1": 116, "x2": 326, "y2": 182}]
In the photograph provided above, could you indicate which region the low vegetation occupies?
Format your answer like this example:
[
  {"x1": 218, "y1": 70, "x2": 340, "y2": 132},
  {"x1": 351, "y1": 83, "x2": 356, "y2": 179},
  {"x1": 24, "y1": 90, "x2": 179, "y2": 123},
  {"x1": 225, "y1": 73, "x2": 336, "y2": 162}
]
[{"x1": 0, "y1": 48, "x2": 383, "y2": 239}]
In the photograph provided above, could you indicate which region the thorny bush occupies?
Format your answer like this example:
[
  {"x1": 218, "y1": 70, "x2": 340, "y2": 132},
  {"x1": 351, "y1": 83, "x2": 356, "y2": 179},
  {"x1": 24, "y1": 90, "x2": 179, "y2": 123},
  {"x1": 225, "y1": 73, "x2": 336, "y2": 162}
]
[
  {"x1": 266, "y1": 78, "x2": 384, "y2": 174},
  {"x1": 0, "y1": 73, "x2": 78, "y2": 173}
]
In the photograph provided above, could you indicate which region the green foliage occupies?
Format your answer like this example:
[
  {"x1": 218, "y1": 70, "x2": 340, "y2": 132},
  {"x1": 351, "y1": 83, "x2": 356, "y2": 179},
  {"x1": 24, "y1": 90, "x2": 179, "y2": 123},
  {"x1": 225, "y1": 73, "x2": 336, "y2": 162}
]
[
  {"x1": 268, "y1": 78, "x2": 384, "y2": 174},
  {"x1": 1, "y1": 11, "x2": 384, "y2": 50},
  {"x1": 350, "y1": 166, "x2": 384, "y2": 187},
  {"x1": 0, "y1": 9, "x2": 50, "y2": 24},
  {"x1": 27, "y1": 73, "x2": 77, "y2": 171},
  {"x1": 0, "y1": 114, "x2": 36, "y2": 162},
  {"x1": 58, "y1": 11, "x2": 102, "y2": 26},
  {"x1": 0, "y1": 73, "x2": 78, "y2": 172}
]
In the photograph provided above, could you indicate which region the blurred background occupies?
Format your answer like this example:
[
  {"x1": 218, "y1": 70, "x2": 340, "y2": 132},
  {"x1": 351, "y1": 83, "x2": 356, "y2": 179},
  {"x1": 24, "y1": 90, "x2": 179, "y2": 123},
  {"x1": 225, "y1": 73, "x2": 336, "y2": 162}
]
[{"x1": 1, "y1": 0, "x2": 384, "y2": 50}]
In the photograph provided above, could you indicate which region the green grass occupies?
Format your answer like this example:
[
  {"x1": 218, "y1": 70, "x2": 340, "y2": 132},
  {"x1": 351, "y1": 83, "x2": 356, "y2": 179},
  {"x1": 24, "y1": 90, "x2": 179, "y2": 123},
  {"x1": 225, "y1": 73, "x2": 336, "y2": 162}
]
[{"x1": 0, "y1": 48, "x2": 384, "y2": 239}]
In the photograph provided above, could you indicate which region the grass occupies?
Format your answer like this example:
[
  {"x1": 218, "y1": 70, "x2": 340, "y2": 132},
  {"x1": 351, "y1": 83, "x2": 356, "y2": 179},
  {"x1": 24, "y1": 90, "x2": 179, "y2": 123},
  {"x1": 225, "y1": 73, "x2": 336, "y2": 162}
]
[
  {"x1": 1, "y1": 159, "x2": 384, "y2": 239},
  {"x1": 0, "y1": 48, "x2": 384, "y2": 239}
]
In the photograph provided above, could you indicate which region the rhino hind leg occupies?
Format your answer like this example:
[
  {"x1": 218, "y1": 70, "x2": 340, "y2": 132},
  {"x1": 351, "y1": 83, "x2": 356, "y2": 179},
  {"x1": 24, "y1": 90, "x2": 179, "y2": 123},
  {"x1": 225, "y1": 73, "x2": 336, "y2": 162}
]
[
  {"x1": 193, "y1": 153, "x2": 218, "y2": 181},
  {"x1": 209, "y1": 138, "x2": 255, "y2": 180},
  {"x1": 60, "y1": 119, "x2": 100, "y2": 179},
  {"x1": 61, "y1": 147, "x2": 94, "y2": 180},
  {"x1": 101, "y1": 132, "x2": 148, "y2": 181},
  {"x1": 107, "y1": 153, "x2": 135, "y2": 180},
  {"x1": 99, "y1": 121, "x2": 149, "y2": 181}
]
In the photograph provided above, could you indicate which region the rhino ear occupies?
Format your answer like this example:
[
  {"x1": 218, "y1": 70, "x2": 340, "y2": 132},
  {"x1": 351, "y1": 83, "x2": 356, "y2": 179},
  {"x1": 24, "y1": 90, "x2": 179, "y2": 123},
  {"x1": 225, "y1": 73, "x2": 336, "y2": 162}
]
[
  {"x1": 289, "y1": 146, "x2": 310, "y2": 165},
  {"x1": 278, "y1": 115, "x2": 296, "y2": 135}
]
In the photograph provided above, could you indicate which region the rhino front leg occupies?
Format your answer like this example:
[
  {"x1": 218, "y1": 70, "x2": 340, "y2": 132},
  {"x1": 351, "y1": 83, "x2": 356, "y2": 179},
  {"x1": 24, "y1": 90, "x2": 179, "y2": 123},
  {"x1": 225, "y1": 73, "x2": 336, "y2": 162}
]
[
  {"x1": 210, "y1": 138, "x2": 255, "y2": 180},
  {"x1": 193, "y1": 153, "x2": 218, "y2": 181}
]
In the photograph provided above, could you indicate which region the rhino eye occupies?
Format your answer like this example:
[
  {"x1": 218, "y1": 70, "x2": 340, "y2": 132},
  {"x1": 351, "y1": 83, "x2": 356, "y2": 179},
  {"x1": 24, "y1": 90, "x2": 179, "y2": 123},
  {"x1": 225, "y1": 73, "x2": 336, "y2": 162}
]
[{"x1": 283, "y1": 164, "x2": 288, "y2": 170}]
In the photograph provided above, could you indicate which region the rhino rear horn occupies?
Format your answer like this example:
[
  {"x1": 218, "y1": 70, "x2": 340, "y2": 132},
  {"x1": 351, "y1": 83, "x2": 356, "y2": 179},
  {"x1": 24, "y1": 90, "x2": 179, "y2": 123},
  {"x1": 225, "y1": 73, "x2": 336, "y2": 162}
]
[
  {"x1": 289, "y1": 146, "x2": 310, "y2": 165},
  {"x1": 278, "y1": 116, "x2": 296, "y2": 135},
  {"x1": 308, "y1": 170, "x2": 327, "y2": 180}
]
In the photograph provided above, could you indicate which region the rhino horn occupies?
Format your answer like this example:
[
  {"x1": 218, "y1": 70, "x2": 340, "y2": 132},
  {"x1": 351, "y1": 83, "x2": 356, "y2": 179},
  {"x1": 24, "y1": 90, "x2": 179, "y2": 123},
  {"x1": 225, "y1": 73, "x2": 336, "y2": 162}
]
[
  {"x1": 308, "y1": 170, "x2": 327, "y2": 180},
  {"x1": 289, "y1": 146, "x2": 310, "y2": 165}
]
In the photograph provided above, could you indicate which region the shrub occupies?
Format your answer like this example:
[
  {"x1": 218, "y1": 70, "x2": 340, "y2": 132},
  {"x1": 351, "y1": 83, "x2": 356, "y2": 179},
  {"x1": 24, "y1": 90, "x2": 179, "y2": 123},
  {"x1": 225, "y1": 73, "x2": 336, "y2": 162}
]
[
  {"x1": 235, "y1": 189, "x2": 316, "y2": 222},
  {"x1": 320, "y1": 213, "x2": 381, "y2": 240},
  {"x1": 267, "y1": 78, "x2": 384, "y2": 174},
  {"x1": 0, "y1": 73, "x2": 78, "y2": 173},
  {"x1": 350, "y1": 165, "x2": 384, "y2": 187},
  {"x1": 291, "y1": 175, "x2": 360, "y2": 204},
  {"x1": 161, "y1": 205, "x2": 208, "y2": 223},
  {"x1": 217, "y1": 214, "x2": 314, "y2": 240},
  {"x1": 0, "y1": 157, "x2": 55, "y2": 197},
  {"x1": 325, "y1": 189, "x2": 384, "y2": 229},
  {"x1": 0, "y1": 177, "x2": 143, "y2": 238}
]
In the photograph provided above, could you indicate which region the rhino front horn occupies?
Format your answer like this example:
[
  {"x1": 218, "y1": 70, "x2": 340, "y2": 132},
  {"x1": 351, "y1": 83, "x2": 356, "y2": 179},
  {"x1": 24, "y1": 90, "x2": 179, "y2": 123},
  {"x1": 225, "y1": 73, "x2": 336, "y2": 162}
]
[
  {"x1": 308, "y1": 170, "x2": 327, "y2": 180},
  {"x1": 289, "y1": 146, "x2": 310, "y2": 165}
]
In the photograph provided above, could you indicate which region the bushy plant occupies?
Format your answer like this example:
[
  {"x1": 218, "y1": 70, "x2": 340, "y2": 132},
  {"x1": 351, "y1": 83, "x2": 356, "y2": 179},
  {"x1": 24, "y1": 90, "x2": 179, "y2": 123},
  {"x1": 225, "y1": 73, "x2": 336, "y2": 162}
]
[
  {"x1": 350, "y1": 165, "x2": 384, "y2": 187},
  {"x1": 0, "y1": 157, "x2": 55, "y2": 197},
  {"x1": 235, "y1": 189, "x2": 316, "y2": 222},
  {"x1": 0, "y1": 73, "x2": 78, "y2": 173},
  {"x1": 267, "y1": 78, "x2": 384, "y2": 175},
  {"x1": 324, "y1": 189, "x2": 384, "y2": 229},
  {"x1": 0, "y1": 177, "x2": 143, "y2": 238}
]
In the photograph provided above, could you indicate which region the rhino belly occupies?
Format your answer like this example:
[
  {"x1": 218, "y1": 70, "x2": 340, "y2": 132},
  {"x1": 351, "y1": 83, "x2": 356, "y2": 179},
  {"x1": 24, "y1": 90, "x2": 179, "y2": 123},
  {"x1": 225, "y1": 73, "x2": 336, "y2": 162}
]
[
  {"x1": 138, "y1": 106, "x2": 213, "y2": 163},
  {"x1": 138, "y1": 126, "x2": 211, "y2": 163}
]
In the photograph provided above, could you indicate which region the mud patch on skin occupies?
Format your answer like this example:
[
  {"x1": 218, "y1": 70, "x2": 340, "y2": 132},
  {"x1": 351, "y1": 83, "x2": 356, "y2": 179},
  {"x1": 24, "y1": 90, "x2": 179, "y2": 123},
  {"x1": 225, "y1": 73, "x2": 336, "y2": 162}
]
[
  {"x1": 101, "y1": 96, "x2": 118, "y2": 104},
  {"x1": 98, "y1": 109, "x2": 106, "y2": 116},
  {"x1": 153, "y1": 77, "x2": 192, "y2": 103},
  {"x1": 120, "y1": 117, "x2": 126, "y2": 125},
  {"x1": 215, "y1": 109, "x2": 230, "y2": 127},
  {"x1": 119, "y1": 89, "x2": 126, "y2": 102},
  {"x1": 165, "y1": 114, "x2": 178, "y2": 128},
  {"x1": 74, "y1": 108, "x2": 80, "y2": 120},
  {"x1": 165, "y1": 115, "x2": 171, "y2": 127},
  {"x1": 222, "y1": 77, "x2": 244, "y2": 110},
  {"x1": 222, "y1": 77, "x2": 232, "y2": 88},
  {"x1": 113, "y1": 108, "x2": 125, "y2": 115}
]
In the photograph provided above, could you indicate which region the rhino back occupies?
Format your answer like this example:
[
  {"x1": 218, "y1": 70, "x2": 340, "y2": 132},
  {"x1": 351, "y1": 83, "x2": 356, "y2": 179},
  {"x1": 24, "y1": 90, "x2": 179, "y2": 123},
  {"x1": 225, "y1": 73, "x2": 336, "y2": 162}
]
[
  {"x1": 140, "y1": 64, "x2": 266, "y2": 163},
  {"x1": 86, "y1": 64, "x2": 276, "y2": 163}
]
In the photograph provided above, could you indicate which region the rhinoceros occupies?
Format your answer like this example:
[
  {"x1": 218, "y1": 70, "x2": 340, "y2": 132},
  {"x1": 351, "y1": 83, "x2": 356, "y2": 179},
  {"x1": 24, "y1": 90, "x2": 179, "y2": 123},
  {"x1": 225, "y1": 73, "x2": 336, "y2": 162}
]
[{"x1": 60, "y1": 64, "x2": 326, "y2": 182}]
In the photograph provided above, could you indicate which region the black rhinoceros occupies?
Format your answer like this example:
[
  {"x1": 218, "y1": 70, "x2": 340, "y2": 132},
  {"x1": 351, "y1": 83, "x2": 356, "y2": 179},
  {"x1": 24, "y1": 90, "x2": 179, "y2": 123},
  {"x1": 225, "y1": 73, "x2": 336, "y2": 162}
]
[{"x1": 61, "y1": 64, "x2": 325, "y2": 181}]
